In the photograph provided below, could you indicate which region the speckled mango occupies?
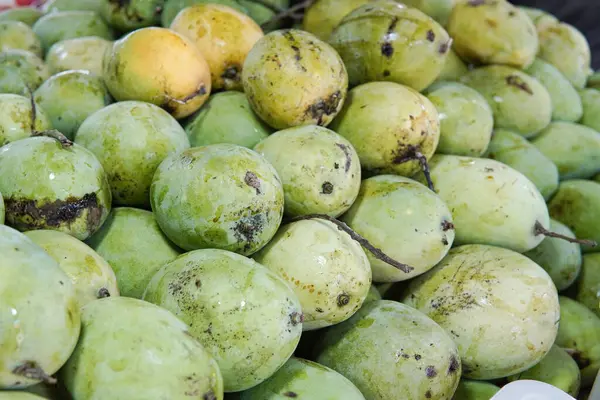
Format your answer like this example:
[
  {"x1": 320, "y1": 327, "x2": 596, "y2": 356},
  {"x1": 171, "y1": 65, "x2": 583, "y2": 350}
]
[
  {"x1": 150, "y1": 143, "x2": 284, "y2": 254},
  {"x1": 161, "y1": 0, "x2": 249, "y2": 27},
  {"x1": 485, "y1": 128, "x2": 559, "y2": 200},
  {"x1": 242, "y1": 29, "x2": 348, "y2": 130},
  {"x1": 0, "y1": 225, "x2": 80, "y2": 389},
  {"x1": 424, "y1": 81, "x2": 493, "y2": 157},
  {"x1": 302, "y1": 0, "x2": 370, "y2": 41},
  {"x1": 24, "y1": 229, "x2": 119, "y2": 309},
  {"x1": 143, "y1": 249, "x2": 303, "y2": 392},
  {"x1": 340, "y1": 175, "x2": 454, "y2": 283},
  {"x1": 0, "y1": 93, "x2": 52, "y2": 146},
  {"x1": 253, "y1": 125, "x2": 361, "y2": 217},
  {"x1": 314, "y1": 300, "x2": 461, "y2": 400},
  {"x1": 85, "y1": 207, "x2": 182, "y2": 299},
  {"x1": 170, "y1": 4, "x2": 264, "y2": 91},
  {"x1": 102, "y1": 27, "x2": 212, "y2": 120},
  {"x1": 0, "y1": 50, "x2": 49, "y2": 96},
  {"x1": 61, "y1": 296, "x2": 224, "y2": 400},
  {"x1": 433, "y1": 49, "x2": 468, "y2": 84},
  {"x1": 238, "y1": 357, "x2": 366, "y2": 399},
  {"x1": 402, "y1": 244, "x2": 560, "y2": 379},
  {"x1": 0, "y1": 21, "x2": 42, "y2": 58},
  {"x1": 42, "y1": 0, "x2": 103, "y2": 13},
  {"x1": 530, "y1": 122, "x2": 600, "y2": 180},
  {"x1": 328, "y1": 0, "x2": 451, "y2": 91},
  {"x1": 0, "y1": 134, "x2": 112, "y2": 241},
  {"x1": 330, "y1": 81, "x2": 440, "y2": 177},
  {"x1": 576, "y1": 254, "x2": 600, "y2": 317},
  {"x1": 99, "y1": 0, "x2": 165, "y2": 32},
  {"x1": 34, "y1": 70, "x2": 112, "y2": 140},
  {"x1": 74, "y1": 101, "x2": 190, "y2": 207},
  {"x1": 459, "y1": 65, "x2": 552, "y2": 138},
  {"x1": 579, "y1": 88, "x2": 600, "y2": 132},
  {"x1": 547, "y1": 180, "x2": 600, "y2": 254},
  {"x1": 451, "y1": 380, "x2": 500, "y2": 400},
  {"x1": 45, "y1": 37, "x2": 113, "y2": 77},
  {"x1": 0, "y1": 7, "x2": 43, "y2": 26},
  {"x1": 253, "y1": 218, "x2": 371, "y2": 330}
]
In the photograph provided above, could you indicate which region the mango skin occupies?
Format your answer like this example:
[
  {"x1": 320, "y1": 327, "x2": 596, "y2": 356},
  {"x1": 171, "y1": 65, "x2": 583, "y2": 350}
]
[
  {"x1": 61, "y1": 296, "x2": 224, "y2": 400},
  {"x1": 85, "y1": 207, "x2": 182, "y2": 299},
  {"x1": 150, "y1": 143, "x2": 284, "y2": 255},
  {"x1": 0, "y1": 50, "x2": 50, "y2": 96},
  {"x1": 162, "y1": 0, "x2": 249, "y2": 28},
  {"x1": 451, "y1": 380, "x2": 500, "y2": 400},
  {"x1": 0, "y1": 392, "x2": 47, "y2": 399},
  {"x1": 0, "y1": 21, "x2": 42, "y2": 58},
  {"x1": 99, "y1": 0, "x2": 165, "y2": 33},
  {"x1": 328, "y1": 0, "x2": 451, "y2": 91},
  {"x1": 433, "y1": 49, "x2": 468, "y2": 84},
  {"x1": 46, "y1": 37, "x2": 113, "y2": 77},
  {"x1": 242, "y1": 29, "x2": 348, "y2": 130},
  {"x1": 330, "y1": 81, "x2": 440, "y2": 177},
  {"x1": 42, "y1": 0, "x2": 103, "y2": 13},
  {"x1": 302, "y1": 0, "x2": 370, "y2": 41},
  {"x1": 314, "y1": 300, "x2": 461, "y2": 400},
  {"x1": 587, "y1": 72, "x2": 600, "y2": 89},
  {"x1": 579, "y1": 88, "x2": 600, "y2": 133},
  {"x1": 143, "y1": 249, "x2": 303, "y2": 392},
  {"x1": 0, "y1": 225, "x2": 80, "y2": 389},
  {"x1": 402, "y1": 244, "x2": 560, "y2": 380},
  {"x1": 0, "y1": 191, "x2": 4, "y2": 224},
  {"x1": 74, "y1": 101, "x2": 190, "y2": 208},
  {"x1": 576, "y1": 254, "x2": 600, "y2": 317},
  {"x1": 0, "y1": 93, "x2": 52, "y2": 146},
  {"x1": 0, "y1": 8, "x2": 43, "y2": 26}
]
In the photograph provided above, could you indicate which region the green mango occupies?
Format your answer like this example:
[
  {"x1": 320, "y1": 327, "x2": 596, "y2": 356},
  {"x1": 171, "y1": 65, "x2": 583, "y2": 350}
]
[
  {"x1": 414, "y1": 155, "x2": 550, "y2": 253},
  {"x1": 402, "y1": 244, "x2": 560, "y2": 380},
  {"x1": 424, "y1": 81, "x2": 493, "y2": 157},
  {"x1": 99, "y1": 0, "x2": 165, "y2": 32},
  {"x1": 74, "y1": 101, "x2": 190, "y2": 208},
  {"x1": 525, "y1": 58, "x2": 583, "y2": 123},
  {"x1": 328, "y1": 0, "x2": 451, "y2": 91},
  {"x1": 517, "y1": 6, "x2": 552, "y2": 23},
  {"x1": 184, "y1": 91, "x2": 272, "y2": 149},
  {"x1": 451, "y1": 380, "x2": 500, "y2": 400},
  {"x1": 364, "y1": 285, "x2": 382, "y2": 304},
  {"x1": 330, "y1": 81, "x2": 440, "y2": 177},
  {"x1": 42, "y1": 0, "x2": 103, "y2": 13},
  {"x1": 459, "y1": 65, "x2": 552, "y2": 138},
  {"x1": 0, "y1": 93, "x2": 52, "y2": 146},
  {"x1": 0, "y1": 225, "x2": 80, "y2": 389},
  {"x1": 238, "y1": 357, "x2": 365, "y2": 399},
  {"x1": 576, "y1": 254, "x2": 600, "y2": 317},
  {"x1": 143, "y1": 249, "x2": 303, "y2": 392},
  {"x1": 0, "y1": 392, "x2": 47, "y2": 399},
  {"x1": 485, "y1": 129, "x2": 559, "y2": 200},
  {"x1": 162, "y1": 0, "x2": 249, "y2": 27},
  {"x1": 24, "y1": 229, "x2": 119, "y2": 309},
  {"x1": 85, "y1": 207, "x2": 182, "y2": 299},
  {"x1": 61, "y1": 296, "x2": 224, "y2": 399},
  {"x1": 0, "y1": 21, "x2": 42, "y2": 58},
  {"x1": 32, "y1": 11, "x2": 114, "y2": 53},
  {"x1": 239, "y1": 0, "x2": 289, "y2": 31},
  {"x1": 0, "y1": 191, "x2": 4, "y2": 224},
  {"x1": 579, "y1": 88, "x2": 600, "y2": 133},
  {"x1": 302, "y1": 0, "x2": 370, "y2": 41},
  {"x1": 253, "y1": 125, "x2": 361, "y2": 218},
  {"x1": 0, "y1": 134, "x2": 112, "y2": 241},
  {"x1": 0, "y1": 8, "x2": 43, "y2": 26},
  {"x1": 530, "y1": 122, "x2": 600, "y2": 180},
  {"x1": 587, "y1": 72, "x2": 600, "y2": 89},
  {"x1": 400, "y1": 0, "x2": 453, "y2": 26},
  {"x1": 45, "y1": 37, "x2": 112, "y2": 77},
  {"x1": 507, "y1": 345, "x2": 580, "y2": 397},
  {"x1": 0, "y1": 50, "x2": 50, "y2": 96},
  {"x1": 432, "y1": 49, "x2": 469, "y2": 85},
  {"x1": 548, "y1": 180, "x2": 600, "y2": 254},
  {"x1": 34, "y1": 70, "x2": 112, "y2": 140},
  {"x1": 314, "y1": 300, "x2": 461, "y2": 399},
  {"x1": 448, "y1": 0, "x2": 538, "y2": 69}
]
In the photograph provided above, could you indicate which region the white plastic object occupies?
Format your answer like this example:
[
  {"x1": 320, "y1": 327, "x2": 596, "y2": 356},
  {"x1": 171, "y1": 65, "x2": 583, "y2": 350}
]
[{"x1": 490, "y1": 380, "x2": 576, "y2": 400}]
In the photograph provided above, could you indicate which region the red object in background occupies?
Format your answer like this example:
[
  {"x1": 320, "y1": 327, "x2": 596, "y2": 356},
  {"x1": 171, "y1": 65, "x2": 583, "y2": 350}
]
[{"x1": 16, "y1": 0, "x2": 36, "y2": 5}]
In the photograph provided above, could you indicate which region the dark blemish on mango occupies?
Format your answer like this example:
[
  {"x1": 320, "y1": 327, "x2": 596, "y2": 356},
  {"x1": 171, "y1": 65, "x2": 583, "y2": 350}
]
[
  {"x1": 335, "y1": 142, "x2": 352, "y2": 172},
  {"x1": 289, "y1": 311, "x2": 304, "y2": 326},
  {"x1": 383, "y1": 70, "x2": 390, "y2": 77},
  {"x1": 468, "y1": 0, "x2": 486, "y2": 6},
  {"x1": 415, "y1": 354, "x2": 422, "y2": 360},
  {"x1": 203, "y1": 391, "x2": 217, "y2": 400},
  {"x1": 425, "y1": 391, "x2": 432, "y2": 399},
  {"x1": 441, "y1": 220, "x2": 454, "y2": 231},
  {"x1": 438, "y1": 40, "x2": 451, "y2": 54},
  {"x1": 221, "y1": 65, "x2": 240, "y2": 83},
  {"x1": 426, "y1": 30, "x2": 435, "y2": 42},
  {"x1": 337, "y1": 293, "x2": 350, "y2": 307},
  {"x1": 448, "y1": 354, "x2": 460, "y2": 374},
  {"x1": 334, "y1": 163, "x2": 339, "y2": 169},
  {"x1": 381, "y1": 17, "x2": 399, "y2": 58},
  {"x1": 306, "y1": 91, "x2": 343, "y2": 125},
  {"x1": 97, "y1": 288, "x2": 110, "y2": 298},
  {"x1": 381, "y1": 42, "x2": 394, "y2": 58},
  {"x1": 244, "y1": 171, "x2": 261, "y2": 195},
  {"x1": 506, "y1": 75, "x2": 533, "y2": 95},
  {"x1": 284, "y1": 392, "x2": 298, "y2": 398},
  {"x1": 442, "y1": 237, "x2": 449, "y2": 245},
  {"x1": 425, "y1": 365, "x2": 437, "y2": 378},
  {"x1": 233, "y1": 214, "x2": 264, "y2": 252},
  {"x1": 291, "y1": 45, "x2": 302, "y2": 61},
  {"x1": 322, "y1": 181, "x2": 334, "y2": 194},
  {"x1": 195, "y1": 279, "x2": 202, "y2": 288}
]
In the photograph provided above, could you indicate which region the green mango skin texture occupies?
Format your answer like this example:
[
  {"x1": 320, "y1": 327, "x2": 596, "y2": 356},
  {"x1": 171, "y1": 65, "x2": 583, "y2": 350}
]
[
  {"x1": 524, "y1": 219, "x2": 581, "y2": 292},
  {"x1": 42, "y1": 0, "x2": 103, "y2": 13},
  {"x1": 100, "y1": 0, "x2": 165, "y2": 33},
  {"x1": 447, "y1": 0, "x2": 538, "y2": 69},
  {"x1": 0, "y1": 94, "x2": 52, "y2": 147},
  {"x1": 507, "y1": 345, "x2": 581, "y2": 397},
  {"x1": 0, "y1": 225, "x2": 81, "y2": 389},
  {"x1": 150, "y1": 144, "x2": 284, "y2": 255},
  {"x1": 416, "y1": 155, "x2": 549, "y2": 253},
  {"x1": 32, "y1": 11, "x2": 114, "y2": 54},
  {"x1": 400, "y1": 0, "x2": 453, "y2": 26},
  {"x1": 402, "y1": 244, "x2": 560, "y2": 380},
  {"x1": 253, "y1": 219, "x2": 371, "y2": 331},
  {"x1": 0, "y1": 8, "x2": 43, "y2": 26},
  {"x1": 302, "y1": 0, "x2": 370, "y2": 41},
  {"x1": 459, "y1": 65, "x2": 552, "y2": 138},
  {"x1": 184, "y1": 91, "x2": 272, "y2": 149},
  {"x1": 0, "y1": 50, "x2": 50, "y2": 96},
  {"x1": 579, "y1": 88, "x2": 600, "y2": 133},
  {"x1": 238, "y1": 0, "x2": 288, "y2": 31},
  {"x1": 517, "y1": 6, "x2": 551, "y2": 24},
  {"x1": 424, "y1": 81, "x2": 493, "y2": 157},
  {"x1": 61, "y1": 296, "x2": 224, "y2": 400},
  {"x1": 588, "y1": 72, "x2": 600, "y2": 89},
  {"x1": 0, "y1": 136, "x2": 112, "y2": 241},
  {"x1": 340, "y1": 175, "x2": 454, "y2": 283},
  {"x1": 254, "y1": 125, "x2": 361, "y2": 218},
  {"x1": 143, "y1": 249, "x2": 303, "y2": 392},
  {"x1": 34, "y1": 70, "x2": 112, "y2": 140},
  {"x1": 24, "y1": 229, "x2": 119, "y2": 309},
  {"x1": 0, "y1": 393, "x2": 47, "y2": 399},
  {"x1": 85, "y1": 207, "x2": 182, "y2": 299},
  {"x1": 576, "y1": 254, "x2": 600, "y2": 317},
  {"x1": 328, "y1": 1, "x2": 451, "y2": 92},
  {"x1": 162, "y1": 0, "x2": 249, "y2": 27},
  {"x1": 530, "y1": 122, "x2": 600, "y2": 181},
  {"x1": 365, "y1": 285, "x2": 382, "y2": 304},
  {"x1": 242, "y1": 29, "x2": 348, "y2": 130},
  {"x1": 451, "y1": 380, "x2": 500, "y2": 400},
  {"x1": 314, "y1": 300, "x2": 461, "y2": 400},
  {"x1": 238, "y1": 357, "x2": 366, "y2": 400},
  {"x1": 330, "y1": 81, "x2": 440, "y2": 177},
  {"x1": 46, "y1": 37, "x2": 113, "y2": 77},
  {"x1": 525, "y1": 58, "x2": 583, "y2": 123},
  {"x1": 0, "y1": 21, "x2": 42, "y2": 58},
  {"x1": 548, "y1": 180, "x2": 600, "y2": 254},
  {"x1": 75, "y1": 101, "x2": 190, "y2": 208},
  {"x1": 0, "y1": 191, "x2": 4, "y2": 224},
  {"x1": 485, "y1": 129, "x2": 559, "y2": 200},
  {"x1": 432, "y1": 49, "x2": 468, "y2": 85}
]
